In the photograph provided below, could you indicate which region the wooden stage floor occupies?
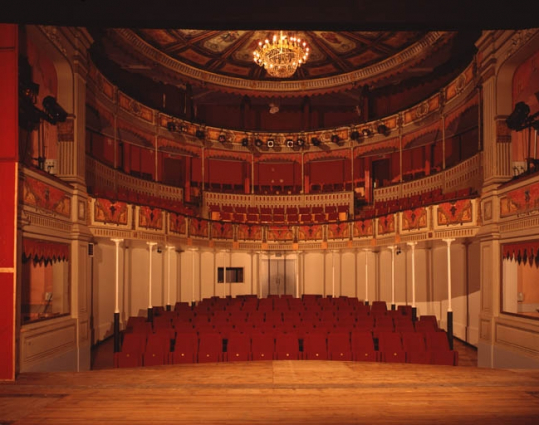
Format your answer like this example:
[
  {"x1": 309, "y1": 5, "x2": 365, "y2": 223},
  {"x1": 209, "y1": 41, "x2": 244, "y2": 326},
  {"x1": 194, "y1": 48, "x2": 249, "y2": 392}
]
[{"x1": 1, "y1": 361, "x2": 539, "y2": 424}]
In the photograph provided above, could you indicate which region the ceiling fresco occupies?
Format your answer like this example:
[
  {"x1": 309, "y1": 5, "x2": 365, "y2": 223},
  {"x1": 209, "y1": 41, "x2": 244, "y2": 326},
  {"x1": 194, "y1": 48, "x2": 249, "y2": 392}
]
[{"x1": 131, "y1": 29, "x2": 428, "y2": 80}]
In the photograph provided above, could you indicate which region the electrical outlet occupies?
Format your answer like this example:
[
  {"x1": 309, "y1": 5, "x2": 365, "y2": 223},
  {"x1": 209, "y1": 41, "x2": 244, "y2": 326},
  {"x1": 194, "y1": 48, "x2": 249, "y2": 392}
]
[{"x1": 45, "y1": 292, "x2": 53, "y2": 301}]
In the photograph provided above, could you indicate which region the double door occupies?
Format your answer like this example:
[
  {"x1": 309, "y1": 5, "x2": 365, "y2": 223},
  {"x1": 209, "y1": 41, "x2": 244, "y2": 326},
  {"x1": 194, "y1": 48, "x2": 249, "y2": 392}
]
[{"x1": 260, "y1": 258, "x2": 296, "y2": 298}]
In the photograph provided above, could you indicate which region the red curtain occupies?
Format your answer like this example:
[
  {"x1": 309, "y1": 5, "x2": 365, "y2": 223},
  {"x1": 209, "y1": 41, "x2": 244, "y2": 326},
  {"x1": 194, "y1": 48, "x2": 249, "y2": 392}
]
[
  {"x1": 23, "y1": 239, "x2": 70, "y2": 263},
  {"x1": 503, "y1": 241, "x2": 539, "y2": 263}
]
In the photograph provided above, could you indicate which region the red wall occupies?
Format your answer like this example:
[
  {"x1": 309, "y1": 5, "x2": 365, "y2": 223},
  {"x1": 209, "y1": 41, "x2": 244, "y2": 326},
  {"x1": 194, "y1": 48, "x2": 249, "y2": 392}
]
[
  {"x1": 0, "y1": 24, "x2": 17, "y2": 381},
  {"x1": 208, "y1": 158, "x2": 245, "y2": 185},
  {"x1": 256, "y1": 161, "x2": 297, "y2": 186}
]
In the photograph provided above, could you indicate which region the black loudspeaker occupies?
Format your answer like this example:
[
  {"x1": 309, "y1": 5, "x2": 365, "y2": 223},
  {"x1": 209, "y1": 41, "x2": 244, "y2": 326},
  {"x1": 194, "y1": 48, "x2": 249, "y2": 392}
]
[{"x1": 88, "y1": 243, "x2": 94, "y2": 257}]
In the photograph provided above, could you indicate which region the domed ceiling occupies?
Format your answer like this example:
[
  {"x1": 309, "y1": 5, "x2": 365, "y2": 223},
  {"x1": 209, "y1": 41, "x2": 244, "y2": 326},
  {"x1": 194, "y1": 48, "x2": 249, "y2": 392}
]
[
  {"x1": 92, "y1": 29, "x2": 472, "y2": 98},
  {"x1": 132, "y1": 29, "x2": 429, "y2": 81}
]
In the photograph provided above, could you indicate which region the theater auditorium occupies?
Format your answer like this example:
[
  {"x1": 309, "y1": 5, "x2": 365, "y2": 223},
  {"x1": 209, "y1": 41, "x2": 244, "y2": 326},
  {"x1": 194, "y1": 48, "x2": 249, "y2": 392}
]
[{"x1": 1, "y1": 1, "x2": 539, "y2": 423}]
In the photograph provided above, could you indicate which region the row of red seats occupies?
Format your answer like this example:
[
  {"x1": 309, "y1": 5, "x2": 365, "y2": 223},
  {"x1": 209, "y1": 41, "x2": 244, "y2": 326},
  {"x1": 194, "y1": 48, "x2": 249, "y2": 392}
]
[{"x1": 114, "y1": 329, "x2": 457, "y2": 368}]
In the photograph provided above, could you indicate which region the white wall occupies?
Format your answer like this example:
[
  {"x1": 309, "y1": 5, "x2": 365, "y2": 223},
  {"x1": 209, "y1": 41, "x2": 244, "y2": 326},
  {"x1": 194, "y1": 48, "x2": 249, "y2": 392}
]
[{"x1": 92, "y1": 241, "x2": 480, "y2": 346}]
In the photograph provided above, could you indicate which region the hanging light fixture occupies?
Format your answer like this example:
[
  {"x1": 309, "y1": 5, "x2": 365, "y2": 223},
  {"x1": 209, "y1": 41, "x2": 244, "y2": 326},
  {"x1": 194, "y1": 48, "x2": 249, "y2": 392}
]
[{"x1": 253, "y1": 31, "x2": 309, "y2": 78}]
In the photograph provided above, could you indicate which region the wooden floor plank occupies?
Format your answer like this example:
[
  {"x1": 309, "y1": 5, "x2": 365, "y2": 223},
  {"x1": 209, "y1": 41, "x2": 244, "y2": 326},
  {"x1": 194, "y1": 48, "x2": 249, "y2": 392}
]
[{"x1": 2, "y1": 361, "x2": 539, "y2": 424}]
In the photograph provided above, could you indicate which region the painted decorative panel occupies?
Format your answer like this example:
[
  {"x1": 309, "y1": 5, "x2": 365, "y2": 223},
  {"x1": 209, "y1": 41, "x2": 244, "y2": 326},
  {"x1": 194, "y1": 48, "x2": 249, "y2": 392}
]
[
  {"x1": 327, "y1": 222, "x2": 350, "y2": 239},
  {"x1": 189, "y1": 217, "x2": 209, "y2": 238},
  {"x1": 138, "y1": 206, "x2": 163, "y2": 230},
  {"x1": 298, "y1": 224, "x2": 324, "y2": 241},
  {"x1": 377, "y1": 215, "x2": 395, "y2": 235},
  {"x1": 22, "y1": 176, "x2": 71, "y2": 218},
  {"x1": 211, "y1": 221, "x2": 234, "y2": 240},
  {"x1": 352, "y1": 219, "x2": 373, "y2": 238},
  {"x1": 500, "y1": 181, "x2": 539, "y2": 218},
  {"x1": 93, "y1": 198, "x2": 129, "y2": 225},
  {"x1": 402, "y1": 208, "x2": 428, "y2": 231},
  {"x1": 267, "y1": 225, "x2": 294, "y2": 242},
  {"x1": 237, "y1": 223, "x2": 262, "y2": 241},
  {"x1": 437, "y1": 199, "x2": 473, "y2": 226},
  {"x1": 169, "y1": 212, "x2": 187, "y2": 235}
]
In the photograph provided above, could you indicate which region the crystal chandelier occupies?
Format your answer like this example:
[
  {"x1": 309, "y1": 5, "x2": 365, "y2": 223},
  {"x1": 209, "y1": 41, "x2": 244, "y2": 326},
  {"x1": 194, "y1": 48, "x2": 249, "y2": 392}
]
[{"x1": 253, "y1": 31, "x2": 309, "y2": 78}]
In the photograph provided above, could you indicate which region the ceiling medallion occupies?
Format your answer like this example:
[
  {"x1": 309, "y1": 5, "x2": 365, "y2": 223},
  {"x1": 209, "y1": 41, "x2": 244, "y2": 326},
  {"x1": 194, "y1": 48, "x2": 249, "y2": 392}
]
[{"x1": 253, "y1": 31, "x2": 309, "y2": 78}]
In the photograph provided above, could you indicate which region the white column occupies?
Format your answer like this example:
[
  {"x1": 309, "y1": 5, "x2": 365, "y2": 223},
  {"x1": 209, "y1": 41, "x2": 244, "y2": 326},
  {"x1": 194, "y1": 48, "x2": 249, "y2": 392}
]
[
  {"x1": 166, "y1": 245, "x2": 174, "y2": 308},
  {"x1": 111, "y1": 238, "x2": 124, "y2": 314},
  {"x1": 190, "y1": 248, "x2": 198, "y2": 304},
  {"x1": 147, "y1": 242, "x2": 157, "y2": 309},
  {"x1": 389, "y1": 245, "x2": 396, "y2": 308},
  {"x1": 332, "y1": 250, "x2": 336, "y2": 297},
  {"x1": 443, "y1": 239, "x2": 455, "y2": 312},
  {"x1": 407, "y1": 242, "x2": 417, "y2": 309},
  {"x1": 221, "y1": 249, "x2": 228, "y2": 298},
  {"x1": 295, "y1": 252, "x2": 301, "y2": 298},
  {"x1": 364, "y1": 249, "x2": 370, "y2": 303}
]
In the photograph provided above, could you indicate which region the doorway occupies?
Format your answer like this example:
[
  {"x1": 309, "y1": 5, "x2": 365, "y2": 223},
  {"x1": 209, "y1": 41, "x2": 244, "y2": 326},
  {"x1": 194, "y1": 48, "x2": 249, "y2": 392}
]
[{"x1": 260, "y1": 257, "x2": 296, "y2": 298}]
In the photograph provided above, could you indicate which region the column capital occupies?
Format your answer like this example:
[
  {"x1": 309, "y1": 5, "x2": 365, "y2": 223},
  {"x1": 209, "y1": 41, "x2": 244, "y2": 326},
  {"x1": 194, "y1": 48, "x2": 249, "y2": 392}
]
[
  {"x1": 111, "y1": 238, "x2": 124, "y2": 244},
  {"x1": 406, "y1": 241, "x2": 417, "y2": 248},
  {"x1": 147, "y1": 241, "x2": 157, "y2": 247},
  {"x1": 443, "y1": 238, "x2": 455, "y2": 245},
  {"x1": 165, "y1": 245, "x2": 175, "y2": 250},
  {"x1": 388, "y1": 245, "x2": 397, "y2": 252}
]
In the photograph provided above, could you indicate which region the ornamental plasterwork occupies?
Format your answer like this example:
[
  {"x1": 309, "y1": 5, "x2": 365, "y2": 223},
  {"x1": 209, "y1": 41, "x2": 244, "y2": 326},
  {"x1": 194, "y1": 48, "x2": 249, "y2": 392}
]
[
  {"x1": 114, "y1": 29, "x2": 447, "y2": 95},
  {"x1": 504, "y1": 29, "x2": 538, "y2": 61}
]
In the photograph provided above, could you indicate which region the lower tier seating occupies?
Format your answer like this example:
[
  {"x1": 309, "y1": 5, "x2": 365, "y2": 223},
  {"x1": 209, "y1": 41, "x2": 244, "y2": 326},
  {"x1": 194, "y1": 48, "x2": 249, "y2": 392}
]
[{"x1": 114, "y1": 296, "x2": 458, "y2": 368}]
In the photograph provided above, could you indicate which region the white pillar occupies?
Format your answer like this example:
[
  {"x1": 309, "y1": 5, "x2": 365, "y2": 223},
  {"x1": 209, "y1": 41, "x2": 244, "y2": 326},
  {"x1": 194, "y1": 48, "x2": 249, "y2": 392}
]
[
  {"x1": 147, "y1": 242, "x2": 157, "y2": 309},
  {"x1": 190, "y1": 248, "x2": 198, "y2": 304},
  {"x1": 443, "y1": 239, "x2": 455, "y2": 312},
  {"x1": 364, "y1": 249, "x2": 370, "y2": 303},
  {"x1": 389, "y1": 245, "x2": 396, "y2": 308},
  {"x1": 111, "y1": 238, "x2": 124, "y2": 314},
  {"x1": 166, "y1": 245, "x2": 174, "y2": 308},
  {"x1": 407, "y1": 242, "x2": 417, "y2": 308},
  {"x1": 295, "y1": 252, "x2": 301, "y2": 298},
  {"x1": 222, "y1": 250, "x2": 227, "y2": 298},
  {"x1": 332, "y1": 250, "x2": 336, "y2": 297}
]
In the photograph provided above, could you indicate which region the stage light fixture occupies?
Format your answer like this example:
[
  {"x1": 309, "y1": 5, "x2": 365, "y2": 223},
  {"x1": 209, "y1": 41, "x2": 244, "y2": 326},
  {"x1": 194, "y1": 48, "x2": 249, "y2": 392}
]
[
  {"x1": 167, "y1": 122, "x2": 176, "y2": 132},
  {"x1": 507, "y1": 102, "x2": 532, "y2": 131},
  {"x1": 297, "y1": 138, "x2": 305, "y2": 147},
  {"x1": 377, "y1": 124, "x2": 389, "y2": 135},
  {"x1": 350, "y1": 130, "x2": 360, "y2": 140},
  {"x1": 218, "y1": 134, "x2": 226, "y2": 143},
  {"x1": 267, "y1": 139, "x2": 275, "y2": 148},
  {"x1": 195, "y1": 130, "x2": 205, "y2": 139},
  {"x1": 42, "y1": 96, "x2": 67, "y2": 124},
  {"x1": 255, "y1": 138, "x2": 263, "y2": 147},
  {"x1": 362, "y1": 128, "x2": 371, "y2": 137},
  {"x1": 311, "y1": 137, "x2": 321, "y2": 146},
  {"x1": 331, "y1": 134, "x2": 340, "y2": 143},
  {"x1": 286, "y1": 139, "x2": 294, "y2": 148},
  {"x1": 241, "y1": 138, "x2": 249, "y2": 147}
]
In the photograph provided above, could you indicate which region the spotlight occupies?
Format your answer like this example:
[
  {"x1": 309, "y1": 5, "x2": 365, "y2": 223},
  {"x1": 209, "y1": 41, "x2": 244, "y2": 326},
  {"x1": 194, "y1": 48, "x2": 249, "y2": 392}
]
[
  {"x1": 362, "y1": 128, "x2": 371, "y2": 137},
  {"x1": 42, "y1": 96, "x2": 67, "y2": 124},
  {"x1": 286, "y1": 139, "x2": 294, "y2": 148},
  {"x1": 396, "y1": 248, "x2": 401, "y2": 255},
  {"x1": 195, "y1": 130, "x2": 205, "y2": 139},
  {"x1": 297, "y1": 138, "x2": 305, "y2": 147},
  {"x1": 218, "y1": 134, "x2": 226, "y2": 143},
  {"x1": 267, "y1": 139, "x2": 275, "y2": 148},
  {"x1": 241, "y1": 138, "x2": 249, "y2": 147},
  {"x1": 179, "y1": 124, "x2": 187, "y2": 132},
  {"x1": 255, "y1": 138, "x2": 263, "y2": 147},
  {"x1": 377, "y1": 124, "x2": 389, "y2": 135},
  {"x1": 506, "y1": 102, "x2": 531, "y2": 131},
  {"x1": 350, "y1": 130, "x2": 360, "y2": 141},
  {"x1": 167, "y1": 121, "x2": 176, "y2": 132},
  {"x1": 331, "y1": 134, "x2": 340, "y2": 143},
  {"x1": 311, "y1": 137, "x2": 321, "y2": 146}
]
